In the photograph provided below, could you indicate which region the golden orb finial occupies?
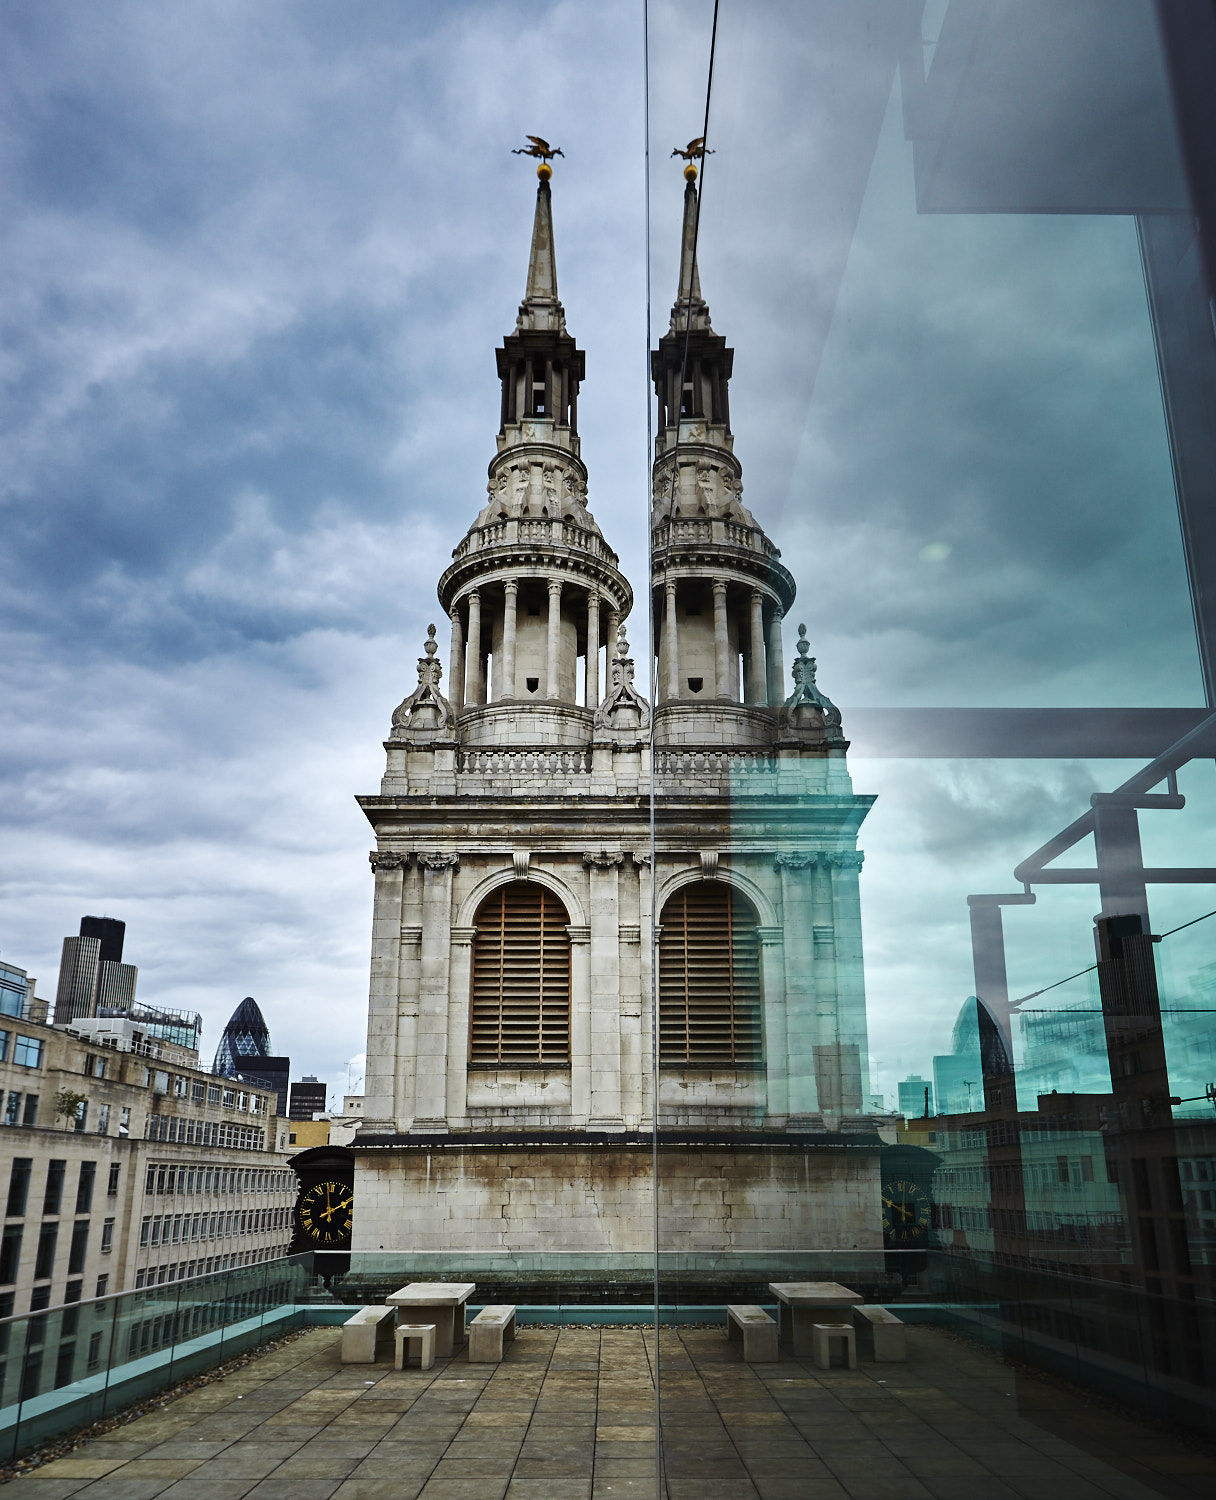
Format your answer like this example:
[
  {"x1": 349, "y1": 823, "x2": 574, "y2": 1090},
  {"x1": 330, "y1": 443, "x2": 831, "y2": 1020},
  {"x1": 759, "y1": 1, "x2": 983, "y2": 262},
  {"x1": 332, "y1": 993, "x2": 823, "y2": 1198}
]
[
  {"x1": 684, "y1": 162, "x2": 697, "y2": 182},
  {"x1": 537, "y1": 160, "x2": 552, "y2": 180}
]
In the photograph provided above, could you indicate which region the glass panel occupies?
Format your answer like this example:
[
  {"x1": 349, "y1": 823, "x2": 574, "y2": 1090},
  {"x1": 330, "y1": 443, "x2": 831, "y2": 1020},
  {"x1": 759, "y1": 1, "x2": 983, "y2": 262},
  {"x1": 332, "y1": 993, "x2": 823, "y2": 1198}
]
[{"x1": 648, "y1": 1, "x2": 1216, "y2": 1493}]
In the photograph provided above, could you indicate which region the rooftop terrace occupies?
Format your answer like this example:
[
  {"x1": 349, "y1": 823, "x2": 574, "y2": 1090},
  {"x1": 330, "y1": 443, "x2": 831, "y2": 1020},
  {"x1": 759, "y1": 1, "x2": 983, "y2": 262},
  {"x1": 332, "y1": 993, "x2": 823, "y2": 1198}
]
[{"x1": 13, "y1": 1319, "x2": 1216, "y2": 1500}]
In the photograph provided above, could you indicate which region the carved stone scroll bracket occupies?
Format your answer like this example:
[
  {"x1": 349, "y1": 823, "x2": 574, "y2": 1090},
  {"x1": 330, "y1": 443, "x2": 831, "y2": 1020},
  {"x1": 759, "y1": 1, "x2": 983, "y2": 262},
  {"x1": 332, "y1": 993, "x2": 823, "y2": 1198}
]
[
  {"x1": 370, "y1": 851, "x2": 410, "y2": 874},
  {"x1": 773, "y1": 850, "x2": 865, "y2": 874},
  {"x1": 417, "y1": 852, "x2": 461, "y2": 872},
  {"x1": 700, "y1": 850, "x2": 720, "y2": 881},
  {"x1": 513, "y1": 849, "x2": 531, "y2": 879},
  {"x1": 583, "y1": 850, "x2": 625, "y2": 869},
  {"x1": 631, "y1": 851, "x2": 652, "y2": 869}
]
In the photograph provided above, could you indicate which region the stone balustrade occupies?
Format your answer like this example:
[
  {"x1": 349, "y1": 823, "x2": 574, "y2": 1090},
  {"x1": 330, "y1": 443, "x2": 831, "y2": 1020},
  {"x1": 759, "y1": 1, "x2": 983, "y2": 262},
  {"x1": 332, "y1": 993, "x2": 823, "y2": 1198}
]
[{"x1": 451, "y1": 518, "x2": 619, "y2": 564}]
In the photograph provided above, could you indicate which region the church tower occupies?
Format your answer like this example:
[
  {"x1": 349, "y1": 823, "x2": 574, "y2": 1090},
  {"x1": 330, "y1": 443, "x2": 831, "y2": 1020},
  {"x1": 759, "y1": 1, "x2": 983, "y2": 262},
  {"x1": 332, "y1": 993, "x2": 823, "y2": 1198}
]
[{"x1": 351, "y1": 155, "x2": 883, "y2": 1275}]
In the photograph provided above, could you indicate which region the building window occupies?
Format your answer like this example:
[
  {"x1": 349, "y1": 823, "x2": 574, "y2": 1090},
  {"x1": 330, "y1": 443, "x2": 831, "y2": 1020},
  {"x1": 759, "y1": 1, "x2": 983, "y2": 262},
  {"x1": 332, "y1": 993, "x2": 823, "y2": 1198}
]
[
  {"x1": 34, "y1": 1222, "x2": 57, "y2": 1279},
  {"x1": 469, "y1": 882, "x2": 571, "y2": 1065},
  {"x1": 107, "y1": 1164, "x2": 120, "y2": 1197},
  {"x1": 13, "y1": 1035, "x2": 43, "y2": 1068},
  {"x1": 43, "y1": 1160, "x2": 66, "y2": 1215},
  {"x1": 73, "y1": 1099, "x2": 88, "y2": 1132},
  {"x1": 4, "y1": 1092, "x2": 19, "y2": 1127},
  {"x1": 207, "y1": 1084, "x2": 220, "y2": 1106},
  {"x1": 22, "y1": 1094, "x2": 38, "y2": 1127},
  {"x1": 100, "y1": 1218, "x2": 114, "y2": 1254},
  {"x1": 6, "y1": 1159, "x2": 32, "y2": 1217},
  {"x1": 658, "y1": 882, "x2": 764, "y2": 1066},
  {"x1": 75, "y1": 1163, "x2": 95, "y2": 1214},
  {"x1": 0, "y1": 1029, "x2": 7, "y2": 1061},
  {"x1": 68, "y1": 1221, "x2": 89, "y2": 1275},
  {"x1": 95, "y1": 1274, "x2": 108, "y2": 1299},
  {"x1": 0, "y1": 1225, "x2": 22, "y2": 1285},
  {"x1": 118, "y1": 1107, "x2": 130, "y2": 1138},
  {"x1": 96, "y1": 1103, "x2": 110, "y2": 1134},
  {"x1": 191, "y1": 1081, "x2": 205, "y2": 1103}
]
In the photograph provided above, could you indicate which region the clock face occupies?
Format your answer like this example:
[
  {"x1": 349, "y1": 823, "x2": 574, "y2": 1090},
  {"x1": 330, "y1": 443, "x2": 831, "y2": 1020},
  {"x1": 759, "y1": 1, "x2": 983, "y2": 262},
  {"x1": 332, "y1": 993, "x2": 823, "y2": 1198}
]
[
  {"x1": 881, "y1": 1178, "x2": 931, "y2": 1245},
  {"x1": 298, "y1": 1179, "x2": 353, "y2": 1244}
]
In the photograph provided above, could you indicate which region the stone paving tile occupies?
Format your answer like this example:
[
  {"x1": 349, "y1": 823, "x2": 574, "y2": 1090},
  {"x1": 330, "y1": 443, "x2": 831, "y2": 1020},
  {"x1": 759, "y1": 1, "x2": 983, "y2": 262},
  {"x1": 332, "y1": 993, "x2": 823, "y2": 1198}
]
[{"x1": 14, "y1": 1321, "x2": 1216, "y2": 1500}]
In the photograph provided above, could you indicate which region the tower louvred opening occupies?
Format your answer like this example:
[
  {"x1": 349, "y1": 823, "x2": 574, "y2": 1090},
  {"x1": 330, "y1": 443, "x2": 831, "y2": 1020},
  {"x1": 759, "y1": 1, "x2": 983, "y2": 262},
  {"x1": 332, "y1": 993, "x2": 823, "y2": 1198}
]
[
  {"x1": 659, "y1": 882, "x2": 763, "y2": 1066},
  {"x1": 470, "y1": 882, "x2": 571, "y2": 1065}
]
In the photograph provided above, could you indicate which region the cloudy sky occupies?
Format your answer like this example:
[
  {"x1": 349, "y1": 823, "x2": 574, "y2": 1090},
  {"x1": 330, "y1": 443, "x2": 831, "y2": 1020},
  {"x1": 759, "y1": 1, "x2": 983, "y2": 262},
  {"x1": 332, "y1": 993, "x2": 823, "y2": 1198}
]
[{"x1": 4, "y1": 0, "x2": 1212, "y2": 1107}]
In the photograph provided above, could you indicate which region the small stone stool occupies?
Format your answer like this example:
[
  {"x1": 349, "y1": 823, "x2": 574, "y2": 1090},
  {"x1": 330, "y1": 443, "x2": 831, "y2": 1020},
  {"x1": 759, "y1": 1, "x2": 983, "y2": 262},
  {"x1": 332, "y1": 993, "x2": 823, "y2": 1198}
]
[
  {"x1": 395, "y1": 1322, "x2": 436, "y2": 1371},
  {"x1": 812, "y1": 1322, "x2": 856, "y2": 1371}
]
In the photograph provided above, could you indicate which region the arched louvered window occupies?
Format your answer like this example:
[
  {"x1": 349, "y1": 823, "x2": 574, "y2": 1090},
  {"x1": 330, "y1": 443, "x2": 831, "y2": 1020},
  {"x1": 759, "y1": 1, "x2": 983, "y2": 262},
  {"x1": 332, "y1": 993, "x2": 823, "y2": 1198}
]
[
  {"x1": 659, "y1": 882, "x2": 763, "y2": 1066},
  {"x1": 470, "y1": 882, "x2": 571, "y2": 1065}
]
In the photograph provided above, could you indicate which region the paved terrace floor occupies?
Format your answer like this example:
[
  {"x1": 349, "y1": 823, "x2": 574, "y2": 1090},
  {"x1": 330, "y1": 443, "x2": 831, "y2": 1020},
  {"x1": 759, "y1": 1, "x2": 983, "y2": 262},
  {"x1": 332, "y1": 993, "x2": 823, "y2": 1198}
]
[{"x1": 13, "y1": 1323, "x2": 1216, "y2": 1500}]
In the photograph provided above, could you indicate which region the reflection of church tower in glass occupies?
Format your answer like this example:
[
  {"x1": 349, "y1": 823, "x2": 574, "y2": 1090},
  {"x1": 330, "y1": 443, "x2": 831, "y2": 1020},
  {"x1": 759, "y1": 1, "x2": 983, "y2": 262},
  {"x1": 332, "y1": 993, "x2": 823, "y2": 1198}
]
[
  {"x1": 351, "y1": 153, "x2": 882, "y2": 1272},
  {"x1": 651, "y1": 172, "x2": 795, "y2": 717},
  {"x1": 650, "y1": 163, "x2": 875, "y2": 1125}
]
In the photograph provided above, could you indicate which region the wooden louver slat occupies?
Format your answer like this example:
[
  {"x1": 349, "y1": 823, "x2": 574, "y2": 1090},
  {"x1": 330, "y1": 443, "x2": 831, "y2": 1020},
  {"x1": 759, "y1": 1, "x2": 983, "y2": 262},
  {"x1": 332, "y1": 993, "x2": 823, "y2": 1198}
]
[
  {"x1": 470, "y1": 882, "x2": 571, "y2": 1065},
  {"x1": 658, "y1": 882, "x2": 763, "y2": 1066}
]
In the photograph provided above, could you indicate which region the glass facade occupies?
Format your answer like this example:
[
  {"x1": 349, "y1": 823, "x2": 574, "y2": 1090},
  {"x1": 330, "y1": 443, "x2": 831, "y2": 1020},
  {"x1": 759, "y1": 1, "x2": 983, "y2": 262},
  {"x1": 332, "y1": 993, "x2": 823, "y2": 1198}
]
[{"x1": 643, "y1": 0, "x2": 1216, "y2": 1483}]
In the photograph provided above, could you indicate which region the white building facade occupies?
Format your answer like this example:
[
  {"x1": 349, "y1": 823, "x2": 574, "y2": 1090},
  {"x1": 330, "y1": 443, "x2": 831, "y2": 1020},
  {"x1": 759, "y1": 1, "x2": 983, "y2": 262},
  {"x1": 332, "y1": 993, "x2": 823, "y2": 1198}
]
[{"x1": 352, "y1": 166, "x2": 883, "y2": 1262}]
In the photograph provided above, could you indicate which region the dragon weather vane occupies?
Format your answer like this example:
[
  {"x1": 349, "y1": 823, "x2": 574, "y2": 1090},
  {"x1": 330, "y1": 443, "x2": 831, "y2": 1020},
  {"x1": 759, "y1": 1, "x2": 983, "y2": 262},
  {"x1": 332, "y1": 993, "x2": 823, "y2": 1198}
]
[
  {"x1": 671, "y1": 136, "x2": 714, "y2": 179},
  {"x1": 513, "y1": 135, "x2": 564, "y2": 178}
]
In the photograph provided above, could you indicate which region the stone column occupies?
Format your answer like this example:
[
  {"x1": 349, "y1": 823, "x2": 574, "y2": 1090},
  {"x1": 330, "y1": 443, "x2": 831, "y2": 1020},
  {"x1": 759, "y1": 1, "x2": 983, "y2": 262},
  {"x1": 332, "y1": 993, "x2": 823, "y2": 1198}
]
[
  {"x1": 448, "y1": 606, "x2": 465, "y2": 710},
  {"x1": 364, "y1": 853, "x2": 406, "y2": 1129},
  {"x1": 546, "y1": 579, "x2": 563, "y2": 699},
  {"x1": 758, "y1": 926, "x2": 787, "y2": 1120},
  {"x1": 501, "y1": 582, "x2": 518, "y2": 700},
  {"x1": 766, "y1": 606, "x2": 784, "y2": 706},
  {"x1": 664, "y1": 579, "x2": 680, "y2": 700},
  {"x1": 465, "y1": 591, "x2": 483, "y2": 706},
  {"x1": 746, "y1": 590, "x2": 766, "y2": 704},
  {"x1": 568, "y1": 924, "x2": 592, "y2": 1125},
  {"x1": 712, "y1": 579, "x2": 731, "y2": 699},
  {"x1": 585, "y1": 589, "x2": 600, "y2": 709},
  {"x1": 410, "y1": 854, "x2": 458, "y2": 1133},
  {"x1": 775, "y1": 855, "x2": 820, "y2": 1119},
  {"x1": 585, "y1": 853, "x2": 624, "y2": 1130},
  {"x1": 446, "y1": 925, "x2": 477, "y2": 1129}
]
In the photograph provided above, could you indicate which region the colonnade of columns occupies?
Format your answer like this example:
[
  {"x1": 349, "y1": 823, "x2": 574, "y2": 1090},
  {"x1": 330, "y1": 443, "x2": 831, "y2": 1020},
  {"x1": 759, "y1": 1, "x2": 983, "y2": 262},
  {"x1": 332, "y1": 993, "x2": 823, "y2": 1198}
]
[
  {"x1": 446, "y1": 581, "x2": 619, "y2": 710},
  {"x1": 659, "y1": 577, "x2": 786, "y2": 706}
]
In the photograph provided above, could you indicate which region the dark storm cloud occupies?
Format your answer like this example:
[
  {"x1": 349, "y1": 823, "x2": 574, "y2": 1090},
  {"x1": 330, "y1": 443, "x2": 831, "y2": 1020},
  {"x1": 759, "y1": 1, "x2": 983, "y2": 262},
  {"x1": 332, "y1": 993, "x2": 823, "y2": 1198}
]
[
  {"x1": 1, "y1": 0, "x2": 647, "y2": 1078},
  {"x1": 3, "y1": 0, "x2": 1204, "y2": 1107}
]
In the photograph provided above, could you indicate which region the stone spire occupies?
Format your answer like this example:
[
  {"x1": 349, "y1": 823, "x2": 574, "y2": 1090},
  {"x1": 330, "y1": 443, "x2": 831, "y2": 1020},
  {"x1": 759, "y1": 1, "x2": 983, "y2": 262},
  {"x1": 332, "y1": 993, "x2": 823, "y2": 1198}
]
[
  {"x1": 671, "y1": 175, "x2": 711, "y2": 334},
  {"x1": 650, "y1": 162, "x2": 796, "y2": 717},
  {"x1": 430, "y1": 149, "x2": 632, "y2": 725},
  {"x1": 518, "y1": 175, "x2": 563, "y2": 332}
]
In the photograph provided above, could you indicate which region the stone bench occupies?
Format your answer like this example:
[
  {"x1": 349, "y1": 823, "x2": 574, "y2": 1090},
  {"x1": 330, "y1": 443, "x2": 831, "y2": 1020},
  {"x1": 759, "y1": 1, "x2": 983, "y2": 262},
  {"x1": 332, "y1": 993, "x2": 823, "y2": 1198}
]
[
  {"x1": 395, "y1": 1322, "x2": 436, "y2": 1371},
  {"x1": 468, "y1": 1304, "x2": 517, "y2": 1363},
  {"x1": 340, "y1": 1305, "x2": 396, "y2": 1364},
  {"x1": 812, "y1": 1322, "x2": 857, "y2": 1370},
  {"x1": 855, "y1": 1304, "x2": 907, "y2": 1362},
  {"x1": 726, "y1": 1304, "x2": 778, "y2": 1363}
]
